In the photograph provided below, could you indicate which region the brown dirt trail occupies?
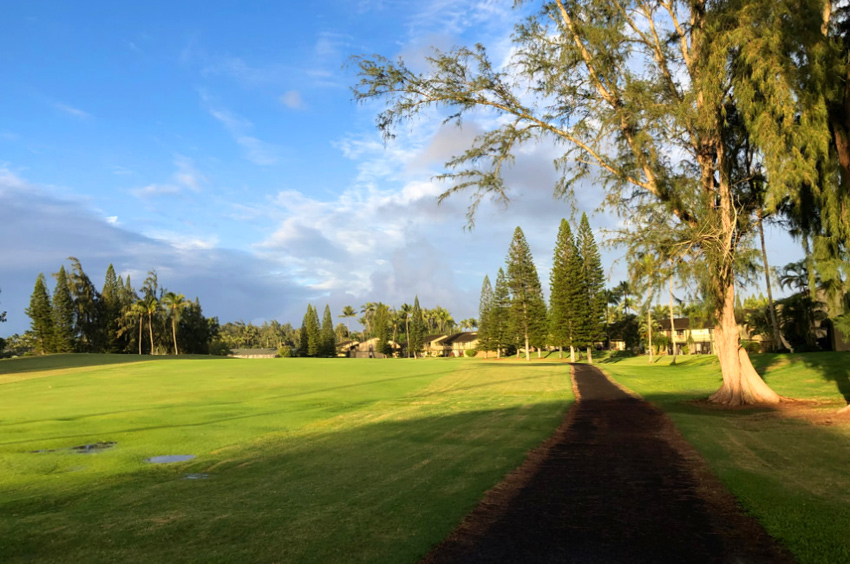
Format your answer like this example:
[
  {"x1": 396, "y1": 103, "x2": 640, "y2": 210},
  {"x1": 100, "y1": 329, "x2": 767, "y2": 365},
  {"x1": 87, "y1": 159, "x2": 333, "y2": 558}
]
[{"x1": 419, "y1": 363, "x2": 793, "y2": 564}]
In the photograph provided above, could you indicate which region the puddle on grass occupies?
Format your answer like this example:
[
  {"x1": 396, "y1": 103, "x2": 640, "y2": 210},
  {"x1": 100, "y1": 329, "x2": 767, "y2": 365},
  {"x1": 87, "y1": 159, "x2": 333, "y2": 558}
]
[
  {"x1": 72, "y1": 442, "x2": 116, "y2": 453},
  {"x1": 146, "y1": 455, "x2": 195, "y2": 464},
  {"x1": 183, "y1": 473, "x2": 209, "y2": 480},
  {"x1": 31, "y1": 441, "x2": 116, "y2": 454}
]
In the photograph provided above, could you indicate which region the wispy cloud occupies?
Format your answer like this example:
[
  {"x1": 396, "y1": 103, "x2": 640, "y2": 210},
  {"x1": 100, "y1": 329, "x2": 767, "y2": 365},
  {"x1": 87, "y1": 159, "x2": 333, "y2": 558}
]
[
  {"x1": 130, "y1": 155, "x2": 206, "y2": 199},
  {"x1": 53, "y1": 101, "x2": 91, "y2": 119},
  {"x1": 200, "y1": 91, "x2": 285, "y2": 165}
]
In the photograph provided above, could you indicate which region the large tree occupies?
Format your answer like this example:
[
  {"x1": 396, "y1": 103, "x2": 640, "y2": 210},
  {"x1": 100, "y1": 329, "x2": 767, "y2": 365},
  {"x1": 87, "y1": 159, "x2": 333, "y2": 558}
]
[
  {"x1": 477, "y1": 275, "x2": 494, "y2": 358},
  {"x1": 101, "y1": 264, "x2": 121, "y2": 353},
  {"x1": 26, "y1": 273, "x2": 54, "y2": 354},
  {"x1": 505, "y1": 227, "x2": 548, "y2": 361},
  {"x1": 549, "y1": 219, "x2": 585, "y2": 361},
  {"x1": 52, "y1": 266, "x2": 75, "y2": 353},
  {"x1": 67, "y1": 257, "x2": 102, "y2": 352},
  {"x1": 320, "y1": 305, "x2": 336, "y2": 357},
  {"x1": 576, "y1": 213, "x2": 605, "y2": 363},
  {"x1": 409, "y1": 296, "x2": 425, "y2": 357},
  {"x1": 490, "y1": 267, "x2": 512, "y2": 359},
  {"x1": 352, "y1": 0, "x2": 831, "y2": 404}
]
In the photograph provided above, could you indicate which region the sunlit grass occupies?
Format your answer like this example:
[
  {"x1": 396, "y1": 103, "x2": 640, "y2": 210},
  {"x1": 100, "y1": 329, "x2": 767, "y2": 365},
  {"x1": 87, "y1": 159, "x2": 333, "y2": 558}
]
[
  {"x1": 600, "y1": 353, "x2": 850, "y2": 564},
  {"x1": 0, "y1": 355, "x2": 572, "y2": 563}
]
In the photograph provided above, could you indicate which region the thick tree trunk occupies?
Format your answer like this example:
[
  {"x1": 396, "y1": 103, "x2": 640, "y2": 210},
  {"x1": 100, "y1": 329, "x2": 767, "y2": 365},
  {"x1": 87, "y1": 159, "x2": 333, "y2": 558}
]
[
  {"x1": 586, "y1": 346, "x2": 593, "y2": 364},
  {"x1": 559, "y1": 345, "x2": 563, "y2": 359},
  {"x1": 570, "y1": 346, "x2": 575, "y2": 363},
  {"x1": 524, "y1": 332, "x2": 530, "y2": 361},
  {"x1": 709, "y1": 282, "x2": 782, "y2": 405}
]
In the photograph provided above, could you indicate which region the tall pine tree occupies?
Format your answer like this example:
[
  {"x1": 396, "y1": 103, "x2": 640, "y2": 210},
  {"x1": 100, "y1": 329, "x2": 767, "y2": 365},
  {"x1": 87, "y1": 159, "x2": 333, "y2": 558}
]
[
  {"x1": 490, "y1": 268, "x2": 511, "y2": 359},
  {"x1": 67, "y1": 257, "x2": 102, "y2": 352},
  {"x1": 320, "y1": 305, "x2": 336, "y2": 357},
  {"x1": 505, "y1": 227, "x2": 548, "y2": 361},
  {"x1": 102, "y1": 264, "x2": 121, "y2": 353},
  {"x1": 306, "y1": 304, "x2": 321, "y2": 357},
  {"x1": 52, "y1": 266, "x2": 75, "y2": 353},
  {"x1": 577, "y1": 214, "x2": 605, "y2": 363},
  {"x1": 26, "y1": 273, "x2": 54, "y2": 354},
  {"x1": 477, "y1": 275, "x2": 493, "y2": 358},
  {"x1": 550, "y1": 219, "x2": 586, "y2": 361},
  {"x1": 409, "y1": 296, "x2": 425, "y2": 358}
]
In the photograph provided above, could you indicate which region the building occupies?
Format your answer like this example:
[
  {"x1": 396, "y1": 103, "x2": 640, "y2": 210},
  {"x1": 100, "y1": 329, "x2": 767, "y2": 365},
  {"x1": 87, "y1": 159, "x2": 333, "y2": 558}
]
[{"x1": 658, "y1": 318, "x2": 713, "y2": 355}]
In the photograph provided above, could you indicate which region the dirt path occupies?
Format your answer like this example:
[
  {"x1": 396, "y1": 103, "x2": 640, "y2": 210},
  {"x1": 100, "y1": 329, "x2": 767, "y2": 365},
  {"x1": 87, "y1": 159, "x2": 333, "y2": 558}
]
[{"x1": 419, "y1": 363, "x2": 794, "y2": 564}]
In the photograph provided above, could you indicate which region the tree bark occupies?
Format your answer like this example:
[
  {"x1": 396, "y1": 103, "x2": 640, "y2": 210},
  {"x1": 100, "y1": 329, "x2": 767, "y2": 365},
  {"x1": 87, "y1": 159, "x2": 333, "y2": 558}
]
[
  {"x1": 570, "y1": 345, "x2": 575, "y2": 363},
  {"x1": 524, "y1": 332, "x2": 530, "y2": 361},
  {"x1": 586, "y1": 346, "x2": 593, "y2": 364},
  {"x1": 171, "y1": 318, "x2": 179, "y2": 355},
  {"x1": 138, "y1": 315, "x2": 143, "y2": 355},
  {"x1": 148, "y1": 313, "x2": 155, "y2": 355}
]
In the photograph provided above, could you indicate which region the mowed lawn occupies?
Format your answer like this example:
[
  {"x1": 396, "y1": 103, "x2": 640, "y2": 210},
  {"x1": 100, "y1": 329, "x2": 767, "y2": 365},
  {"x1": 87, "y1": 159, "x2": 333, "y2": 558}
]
[
  {"x1": 0, "y1": 355, "x2": 572, "y2": 563},
  {"x1": 599, "y1": 353, "x2": 850, "y2": 564}
]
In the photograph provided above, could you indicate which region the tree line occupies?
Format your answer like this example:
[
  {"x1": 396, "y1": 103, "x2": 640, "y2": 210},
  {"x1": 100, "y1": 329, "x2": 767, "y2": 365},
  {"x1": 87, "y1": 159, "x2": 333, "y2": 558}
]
[
  {"x1": 477, "y1": 214, "x2": 605, "y2": 362},
  {"x1": 25, "y1": 258, "x2": 219, "y2": 356}
]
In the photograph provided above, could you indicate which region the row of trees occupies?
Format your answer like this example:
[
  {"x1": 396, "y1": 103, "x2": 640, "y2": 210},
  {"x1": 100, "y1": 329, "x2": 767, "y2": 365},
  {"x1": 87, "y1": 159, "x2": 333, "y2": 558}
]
[
  {"x1": 25, "y1": 259, "x2": 219, "y2": 355},
  {"x1": 478, "y1": 215, "x2": 606, "y2": 361}
]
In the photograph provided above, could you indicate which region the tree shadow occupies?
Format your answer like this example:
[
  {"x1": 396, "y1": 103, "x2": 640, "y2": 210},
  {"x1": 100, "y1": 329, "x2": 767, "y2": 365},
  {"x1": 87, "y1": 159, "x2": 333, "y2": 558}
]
[
  {"x1": 0, "y1": 353, "x2": 234, "y2": 376},
  {"x1": 750, "y1": 352, "x2": 850, "y2": 405}
]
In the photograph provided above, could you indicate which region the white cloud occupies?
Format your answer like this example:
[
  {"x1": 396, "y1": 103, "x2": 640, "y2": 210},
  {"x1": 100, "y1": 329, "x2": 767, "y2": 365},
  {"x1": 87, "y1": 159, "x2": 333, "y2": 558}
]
[{"x1": 280, "y1": 90, "x2": 305, "y2": 110}]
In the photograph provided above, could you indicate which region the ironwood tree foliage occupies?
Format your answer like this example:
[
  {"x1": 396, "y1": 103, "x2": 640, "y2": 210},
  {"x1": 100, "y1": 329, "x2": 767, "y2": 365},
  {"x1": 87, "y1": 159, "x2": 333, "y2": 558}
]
[
  {"x1": 505, "y1": 227, "x2": 547, "y2": 361},
  {"x1": 352, "y1": 0, "x2": 834, "y2": 403}
]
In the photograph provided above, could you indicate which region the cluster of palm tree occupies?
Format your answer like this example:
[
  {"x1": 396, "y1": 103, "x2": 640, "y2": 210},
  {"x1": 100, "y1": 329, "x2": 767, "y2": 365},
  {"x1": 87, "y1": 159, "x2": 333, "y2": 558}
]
[{"x1": 347, "y1": 302, "x2": 459, "y2": 341}]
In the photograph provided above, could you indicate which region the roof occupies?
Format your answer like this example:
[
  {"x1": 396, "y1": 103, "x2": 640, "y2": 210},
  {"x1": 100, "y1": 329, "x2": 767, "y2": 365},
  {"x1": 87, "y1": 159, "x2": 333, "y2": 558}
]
[
  {"x1": 423, "y1": 334, "x2": 449, "y2": 343},
  {"x1": 230, "y1": 348, "x2": 278, "y2": 356},
  {"x1": 445, "y1": 332, "x2": 478, "y2": 345},
  {"x1": 658, "y1": 318, "x2": 690, "y2": 331}
]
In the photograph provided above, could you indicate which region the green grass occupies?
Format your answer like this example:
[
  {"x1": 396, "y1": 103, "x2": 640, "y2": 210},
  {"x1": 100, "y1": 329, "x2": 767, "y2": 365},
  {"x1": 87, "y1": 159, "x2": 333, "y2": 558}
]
[
  {"x1": 0, "y1": 355, "x2": 572, "y2": 563},
  {"x1": 599, "y1": 352, "x2": 850, "y2": 564}
]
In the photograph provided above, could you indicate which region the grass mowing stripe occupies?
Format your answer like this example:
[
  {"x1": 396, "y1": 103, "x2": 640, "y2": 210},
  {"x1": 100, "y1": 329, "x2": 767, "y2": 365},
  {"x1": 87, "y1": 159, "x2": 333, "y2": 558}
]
[
  {"x1": 598, "y1": 353, "x2": 850, "y2": 564},
  {"x1": 0, "y1": 356, "x2": 572, "y2": 563}
]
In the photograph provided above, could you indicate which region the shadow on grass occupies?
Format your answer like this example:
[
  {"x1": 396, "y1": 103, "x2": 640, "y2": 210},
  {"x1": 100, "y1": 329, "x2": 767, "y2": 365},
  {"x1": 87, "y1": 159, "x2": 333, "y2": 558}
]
[
  {"x1": 0, "y1": 402, "x2": 569, "y2": 564},
  {"x1": 0, "y1": 353, "x2": 233, "y2": 376},
  {"x1": 750, "y1": 352, "x2": 850, "y2": 405}
]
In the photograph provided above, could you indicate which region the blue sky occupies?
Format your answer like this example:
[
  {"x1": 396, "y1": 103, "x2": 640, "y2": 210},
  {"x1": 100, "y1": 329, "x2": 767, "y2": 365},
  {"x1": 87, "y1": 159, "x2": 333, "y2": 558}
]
[{"x1": 0, "y1": 1, "x2": 801, "y2": 336}]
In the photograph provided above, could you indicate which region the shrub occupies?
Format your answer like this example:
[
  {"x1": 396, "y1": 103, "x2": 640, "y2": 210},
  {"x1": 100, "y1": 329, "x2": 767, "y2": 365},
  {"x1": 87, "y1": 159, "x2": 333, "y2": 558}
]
[
  {"x1": 464, "y1": 349, "x2": 476, "y2": 358},
  {"x1": 208, "y1": 339, "x2": 231, "y2": 356},
  {"x1": 743, "y1": 340, "x2": 761, "y2": 354},
  {"x1": 278, "y1": 346, "x2": 293, "y2": 358}
]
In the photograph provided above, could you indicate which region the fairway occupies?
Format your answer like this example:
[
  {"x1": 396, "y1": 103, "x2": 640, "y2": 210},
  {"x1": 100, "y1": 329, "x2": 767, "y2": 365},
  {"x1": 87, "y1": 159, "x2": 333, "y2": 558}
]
[{"x1": 0, "y1": 355, "x2": 572, "y2": 563}]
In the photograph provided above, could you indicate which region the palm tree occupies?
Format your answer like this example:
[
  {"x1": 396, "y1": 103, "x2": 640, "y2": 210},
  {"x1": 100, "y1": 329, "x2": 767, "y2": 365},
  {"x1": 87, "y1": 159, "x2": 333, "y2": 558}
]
[
  {"x1": 615, "y1": 281, "x2": 632, "y2": 314},
  {"x1": 339, "y1": 305, "x2": 357, "y2": 336},
  {"x1": 162, "y1": 292, "x2": 187, "y2": 355},
  {"x1": 360, "y1": 302, "x2": 377, "y2": 336},
  {"x1": 143, "y1": 296, "x2": 160, "y2": 354},
  {"x1": 122, "y1": 301, "x2": 147, "y2": 355}
]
